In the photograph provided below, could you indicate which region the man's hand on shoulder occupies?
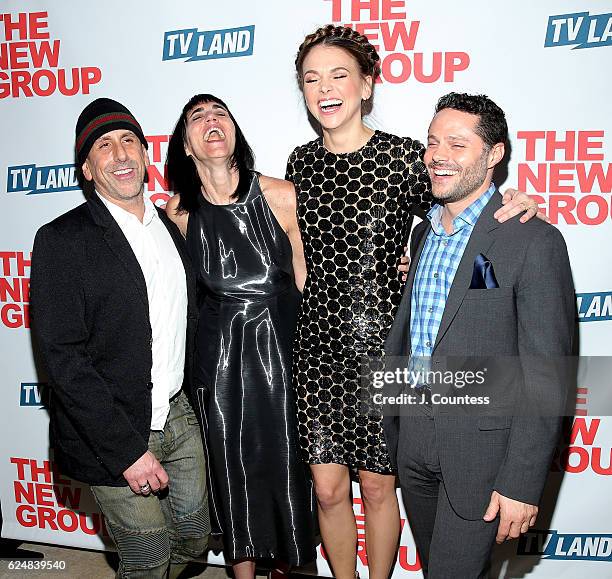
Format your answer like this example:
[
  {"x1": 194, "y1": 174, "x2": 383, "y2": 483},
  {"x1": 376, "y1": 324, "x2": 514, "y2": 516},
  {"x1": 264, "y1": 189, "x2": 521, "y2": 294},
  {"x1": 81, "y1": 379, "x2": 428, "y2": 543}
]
[
  {"x1": 123, "y1": 450, "x2": 169, "y2": 495},
  {"x1": 483, "y1": 490, "x2": 538, "y2": 544}
]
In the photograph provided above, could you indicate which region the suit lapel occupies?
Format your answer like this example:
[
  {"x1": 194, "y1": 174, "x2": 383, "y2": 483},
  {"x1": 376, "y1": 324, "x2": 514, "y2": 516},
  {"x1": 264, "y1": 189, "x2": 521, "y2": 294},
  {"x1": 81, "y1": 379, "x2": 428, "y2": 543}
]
[
  {"x1": 404, "y1": 223, "x2": 430, "y2": 336},
  {"x1": 385, "y1": 222, "x2": 429, "y2": 356},
  {"x1": 87, "y1": 195, "x2": 149, "y2": 306},
  {"x1": 103, "y1": 226, "x2": 150, "y2": 306},
  {"x1": 433, "y1": 192, "x2": 502, "y2": 351}
]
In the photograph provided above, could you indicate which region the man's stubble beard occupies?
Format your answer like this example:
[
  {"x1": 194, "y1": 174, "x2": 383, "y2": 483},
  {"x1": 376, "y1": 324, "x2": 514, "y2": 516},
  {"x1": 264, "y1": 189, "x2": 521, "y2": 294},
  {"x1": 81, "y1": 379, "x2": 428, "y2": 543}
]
[{"x1": 431, "y1": 149, "x2": 490, "y2": 205}]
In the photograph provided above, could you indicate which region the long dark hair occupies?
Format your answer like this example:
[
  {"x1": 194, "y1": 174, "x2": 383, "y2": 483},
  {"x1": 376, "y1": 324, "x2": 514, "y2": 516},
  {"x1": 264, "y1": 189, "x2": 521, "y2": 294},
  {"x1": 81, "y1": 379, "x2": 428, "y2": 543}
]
[{"x1": 166, "y1": 93, "x2": 255, "y2": 212}]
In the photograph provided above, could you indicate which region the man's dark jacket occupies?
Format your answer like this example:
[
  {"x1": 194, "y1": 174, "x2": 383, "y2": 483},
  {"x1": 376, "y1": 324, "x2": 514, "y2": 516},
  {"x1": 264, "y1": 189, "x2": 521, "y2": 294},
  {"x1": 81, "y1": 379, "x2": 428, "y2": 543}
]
[
  {"x1": 383, "y1": 193, "x2": 576, "y2": 519},
  {"x1": 30, "y1": 194, "x2": 198, "y2": 486}
]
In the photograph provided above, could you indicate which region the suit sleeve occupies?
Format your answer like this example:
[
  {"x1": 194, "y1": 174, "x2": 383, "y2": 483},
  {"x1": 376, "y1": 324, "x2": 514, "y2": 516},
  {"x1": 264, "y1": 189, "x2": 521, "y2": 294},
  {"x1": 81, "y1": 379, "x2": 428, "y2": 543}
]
[
  {"x1": 30, "y1": 225, "x2": 148, "y2": 478},
  {"x1": 493, "y1": 225, "x2": 575, "y2": 504}
]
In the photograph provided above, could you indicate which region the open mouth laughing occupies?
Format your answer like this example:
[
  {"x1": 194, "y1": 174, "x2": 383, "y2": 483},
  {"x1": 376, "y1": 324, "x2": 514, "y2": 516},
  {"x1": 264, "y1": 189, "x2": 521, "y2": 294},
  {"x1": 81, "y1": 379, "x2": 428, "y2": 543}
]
[
  {"x1": 204, "y1": 127, "x2": 226, "y2": 142},
  {"x1": 110, "y1": 167, "x2": 137, "y2": 180},
  {"x1": 318, "y1": 98, "x2": 343, "y2": 114},
  {"x1": 429, "y1": 164, "x2": 461, "y2": 181}
]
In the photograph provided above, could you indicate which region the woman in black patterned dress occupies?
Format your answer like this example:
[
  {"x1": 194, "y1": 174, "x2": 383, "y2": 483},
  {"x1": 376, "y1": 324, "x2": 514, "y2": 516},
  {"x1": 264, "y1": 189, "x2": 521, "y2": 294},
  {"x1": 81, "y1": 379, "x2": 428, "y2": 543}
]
[{"x1": 286, "y1": 25, "x2": 542, "y2": 579}]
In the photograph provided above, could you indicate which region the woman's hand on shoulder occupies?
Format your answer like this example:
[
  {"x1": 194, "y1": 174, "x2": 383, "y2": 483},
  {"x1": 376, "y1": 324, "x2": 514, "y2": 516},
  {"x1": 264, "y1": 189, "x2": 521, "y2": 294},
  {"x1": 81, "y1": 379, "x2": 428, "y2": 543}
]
[{"x1": 165, "y1": 194, "x2": 188, "y2": 237}]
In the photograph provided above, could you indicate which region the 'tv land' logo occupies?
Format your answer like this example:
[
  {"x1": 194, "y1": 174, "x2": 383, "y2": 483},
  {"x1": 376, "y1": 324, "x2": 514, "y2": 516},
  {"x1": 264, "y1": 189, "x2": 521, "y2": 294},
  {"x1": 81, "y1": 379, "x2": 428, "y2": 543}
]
[
  {"x1": 545, "y1": 12, "x2": 612, "y2": 49},
  {"x1": 162, "y1": 25, "x2": 255, "y2": 61},
  {"x1": 7, "y1": 163, "x2": 79, "y2": 195},
  {"x1": 576, "y1": 292, "x2": 612, "y2": 322},
  {"x1": 518, "y1": 530, "x2": 612, "y2": 562},
  {"x1": 20, "y1": 382, "x2": 47, "y2": 407}
]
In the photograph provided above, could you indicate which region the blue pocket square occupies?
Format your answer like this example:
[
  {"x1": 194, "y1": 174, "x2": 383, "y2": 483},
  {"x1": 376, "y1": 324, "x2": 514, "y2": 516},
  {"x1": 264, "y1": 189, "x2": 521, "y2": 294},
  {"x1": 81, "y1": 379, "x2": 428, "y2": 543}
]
[{"x1": 470, "y1": 253, "x2": 499, "y2": 289}]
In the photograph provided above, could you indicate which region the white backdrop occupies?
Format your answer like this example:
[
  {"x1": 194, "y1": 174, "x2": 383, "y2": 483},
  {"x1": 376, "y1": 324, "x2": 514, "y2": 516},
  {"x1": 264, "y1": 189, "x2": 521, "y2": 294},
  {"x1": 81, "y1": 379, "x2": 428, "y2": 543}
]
[{"x1": 1, "y1": 1, "x2": 611, "y2": 577}]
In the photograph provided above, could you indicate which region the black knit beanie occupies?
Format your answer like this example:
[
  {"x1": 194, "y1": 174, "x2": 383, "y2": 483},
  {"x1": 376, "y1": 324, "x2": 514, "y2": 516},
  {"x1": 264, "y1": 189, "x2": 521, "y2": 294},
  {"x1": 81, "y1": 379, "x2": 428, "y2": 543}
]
[{"x1": 75, "y1": 98, "x2": 148, "y2": 165}]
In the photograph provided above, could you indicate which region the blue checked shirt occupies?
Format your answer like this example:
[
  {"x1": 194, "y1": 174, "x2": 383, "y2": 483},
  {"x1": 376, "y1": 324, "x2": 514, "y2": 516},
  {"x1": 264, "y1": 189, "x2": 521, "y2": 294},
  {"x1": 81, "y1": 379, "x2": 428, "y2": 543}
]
[{"x1": 410, "y1": 184, "x2": 496, "y2": 359}]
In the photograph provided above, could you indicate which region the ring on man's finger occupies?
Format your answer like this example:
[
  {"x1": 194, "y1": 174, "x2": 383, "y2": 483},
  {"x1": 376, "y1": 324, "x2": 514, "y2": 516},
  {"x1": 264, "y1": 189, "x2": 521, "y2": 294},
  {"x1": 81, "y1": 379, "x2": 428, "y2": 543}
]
[{"x1": 140, "y1": 483, "x2": 151, "y2": 493}]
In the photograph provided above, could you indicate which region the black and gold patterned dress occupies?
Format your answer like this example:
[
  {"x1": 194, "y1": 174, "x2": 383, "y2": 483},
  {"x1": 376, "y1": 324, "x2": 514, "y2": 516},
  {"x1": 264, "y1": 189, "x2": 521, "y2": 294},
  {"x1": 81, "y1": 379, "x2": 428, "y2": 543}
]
[{"x1": 285, "y1": 130, "x2": 431, "y2": 474}]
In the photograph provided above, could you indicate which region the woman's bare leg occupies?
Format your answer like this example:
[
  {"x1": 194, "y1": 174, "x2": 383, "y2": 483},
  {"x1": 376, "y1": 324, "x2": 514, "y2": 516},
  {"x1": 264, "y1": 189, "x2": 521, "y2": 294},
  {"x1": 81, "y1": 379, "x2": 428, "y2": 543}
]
[
  {"x1": 358, "y1": 470, "x2": 400, "y2": 579},
  {"x1": 311, "y1": 463, "x2": 356, "y2": 579},
  {"x1": 233, "y1": 559, "x2": 256, "y2": 579}
]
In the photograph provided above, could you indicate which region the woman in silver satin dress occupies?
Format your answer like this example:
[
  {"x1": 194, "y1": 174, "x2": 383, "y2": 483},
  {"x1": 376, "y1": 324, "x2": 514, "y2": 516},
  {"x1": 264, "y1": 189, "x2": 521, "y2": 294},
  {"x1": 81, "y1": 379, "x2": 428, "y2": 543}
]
[{"x1": 165, "y1": 94, "x2": 315, "y2": 579}]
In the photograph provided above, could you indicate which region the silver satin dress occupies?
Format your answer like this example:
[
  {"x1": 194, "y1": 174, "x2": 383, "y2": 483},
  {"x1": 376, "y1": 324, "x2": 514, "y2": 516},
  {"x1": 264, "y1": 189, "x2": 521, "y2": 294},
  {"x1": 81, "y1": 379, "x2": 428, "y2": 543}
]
[{"x1": 186, "y1": 173, "x2": 316, "y2": 565}]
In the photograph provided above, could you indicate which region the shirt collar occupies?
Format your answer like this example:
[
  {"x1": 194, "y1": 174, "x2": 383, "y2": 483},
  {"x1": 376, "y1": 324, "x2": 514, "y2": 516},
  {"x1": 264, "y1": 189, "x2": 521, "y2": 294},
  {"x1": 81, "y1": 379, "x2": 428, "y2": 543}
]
[
  {"x1": 427, "y1": 183, "x2": 496, "y2": 236},
  {"x1": 96, "y1": 192, "x2": 157, "y2": 227}
]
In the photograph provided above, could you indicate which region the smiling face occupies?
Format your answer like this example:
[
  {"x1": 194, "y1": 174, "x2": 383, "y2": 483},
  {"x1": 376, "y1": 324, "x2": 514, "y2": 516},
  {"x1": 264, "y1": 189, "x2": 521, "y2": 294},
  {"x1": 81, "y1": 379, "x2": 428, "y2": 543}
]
[
  {"x1": 301, "y1": 45, "x2": 372, "y2": 133},
  {"x1": 82, "y1": 129, "x2": 149, "y2": 203},
  {"x1": 424, "y1": 108, "x2": 504, "y2": 203},
  {"x1": 183, "y1": 100, "x2": 236, "y2": 164}
]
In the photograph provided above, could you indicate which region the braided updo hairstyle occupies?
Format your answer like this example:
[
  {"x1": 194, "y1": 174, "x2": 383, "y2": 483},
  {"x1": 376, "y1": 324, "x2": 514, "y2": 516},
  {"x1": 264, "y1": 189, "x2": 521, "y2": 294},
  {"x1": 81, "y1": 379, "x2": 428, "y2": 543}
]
[{"x1": 295, "y1": 24, "x2": 381, "y2": 115}]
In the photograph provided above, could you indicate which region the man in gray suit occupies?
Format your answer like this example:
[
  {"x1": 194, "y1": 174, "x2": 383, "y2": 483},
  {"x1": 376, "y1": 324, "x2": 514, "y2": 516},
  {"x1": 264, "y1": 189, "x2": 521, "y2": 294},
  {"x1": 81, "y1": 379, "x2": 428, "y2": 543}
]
[{"x1": 382, "y1": 93, "x2": 575, "y2": 578}]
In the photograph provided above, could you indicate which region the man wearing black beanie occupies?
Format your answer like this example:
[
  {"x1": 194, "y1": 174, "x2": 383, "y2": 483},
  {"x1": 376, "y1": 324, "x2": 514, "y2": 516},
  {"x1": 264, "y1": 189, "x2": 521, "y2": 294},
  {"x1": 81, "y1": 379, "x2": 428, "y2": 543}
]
[{"x1": 30, "y1": 98, "x2": 209, "y2": 578}]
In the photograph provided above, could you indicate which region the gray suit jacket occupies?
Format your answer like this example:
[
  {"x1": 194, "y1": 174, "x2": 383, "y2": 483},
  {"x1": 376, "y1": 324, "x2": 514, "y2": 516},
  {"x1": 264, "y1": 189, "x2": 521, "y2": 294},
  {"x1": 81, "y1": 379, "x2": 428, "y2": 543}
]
[{"x1": 383, "y1": 191, "x2": 575, "y2": 520}]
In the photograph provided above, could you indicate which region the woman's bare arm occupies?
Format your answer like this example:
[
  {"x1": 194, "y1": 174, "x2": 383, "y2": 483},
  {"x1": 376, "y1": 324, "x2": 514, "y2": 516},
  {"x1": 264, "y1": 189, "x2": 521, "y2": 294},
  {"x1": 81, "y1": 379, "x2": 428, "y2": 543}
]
[
  {"x1": 165, "y1": 194, "x2": 188, "y2": 238},
  {"x1": 260, "y1": 175, "x2": 307, "y2": 292}
]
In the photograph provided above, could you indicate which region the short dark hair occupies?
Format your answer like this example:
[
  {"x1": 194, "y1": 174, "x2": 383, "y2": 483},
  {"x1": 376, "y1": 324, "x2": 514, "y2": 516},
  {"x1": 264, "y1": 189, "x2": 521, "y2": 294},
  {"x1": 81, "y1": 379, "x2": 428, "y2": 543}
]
[
  {"x1": 435, "y1": 92, "x2": 508, "y2": 148},
  {"x1": 166, "y1": 94, "x2": 255, "y2": 212}
]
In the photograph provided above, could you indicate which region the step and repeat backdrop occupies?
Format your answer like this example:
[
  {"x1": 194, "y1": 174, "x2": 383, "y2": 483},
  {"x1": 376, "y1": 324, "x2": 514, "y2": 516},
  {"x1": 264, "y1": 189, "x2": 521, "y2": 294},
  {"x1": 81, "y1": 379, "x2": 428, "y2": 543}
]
[{"x1": 1, "y1": 1, "x2": 610, "y2": 577}]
